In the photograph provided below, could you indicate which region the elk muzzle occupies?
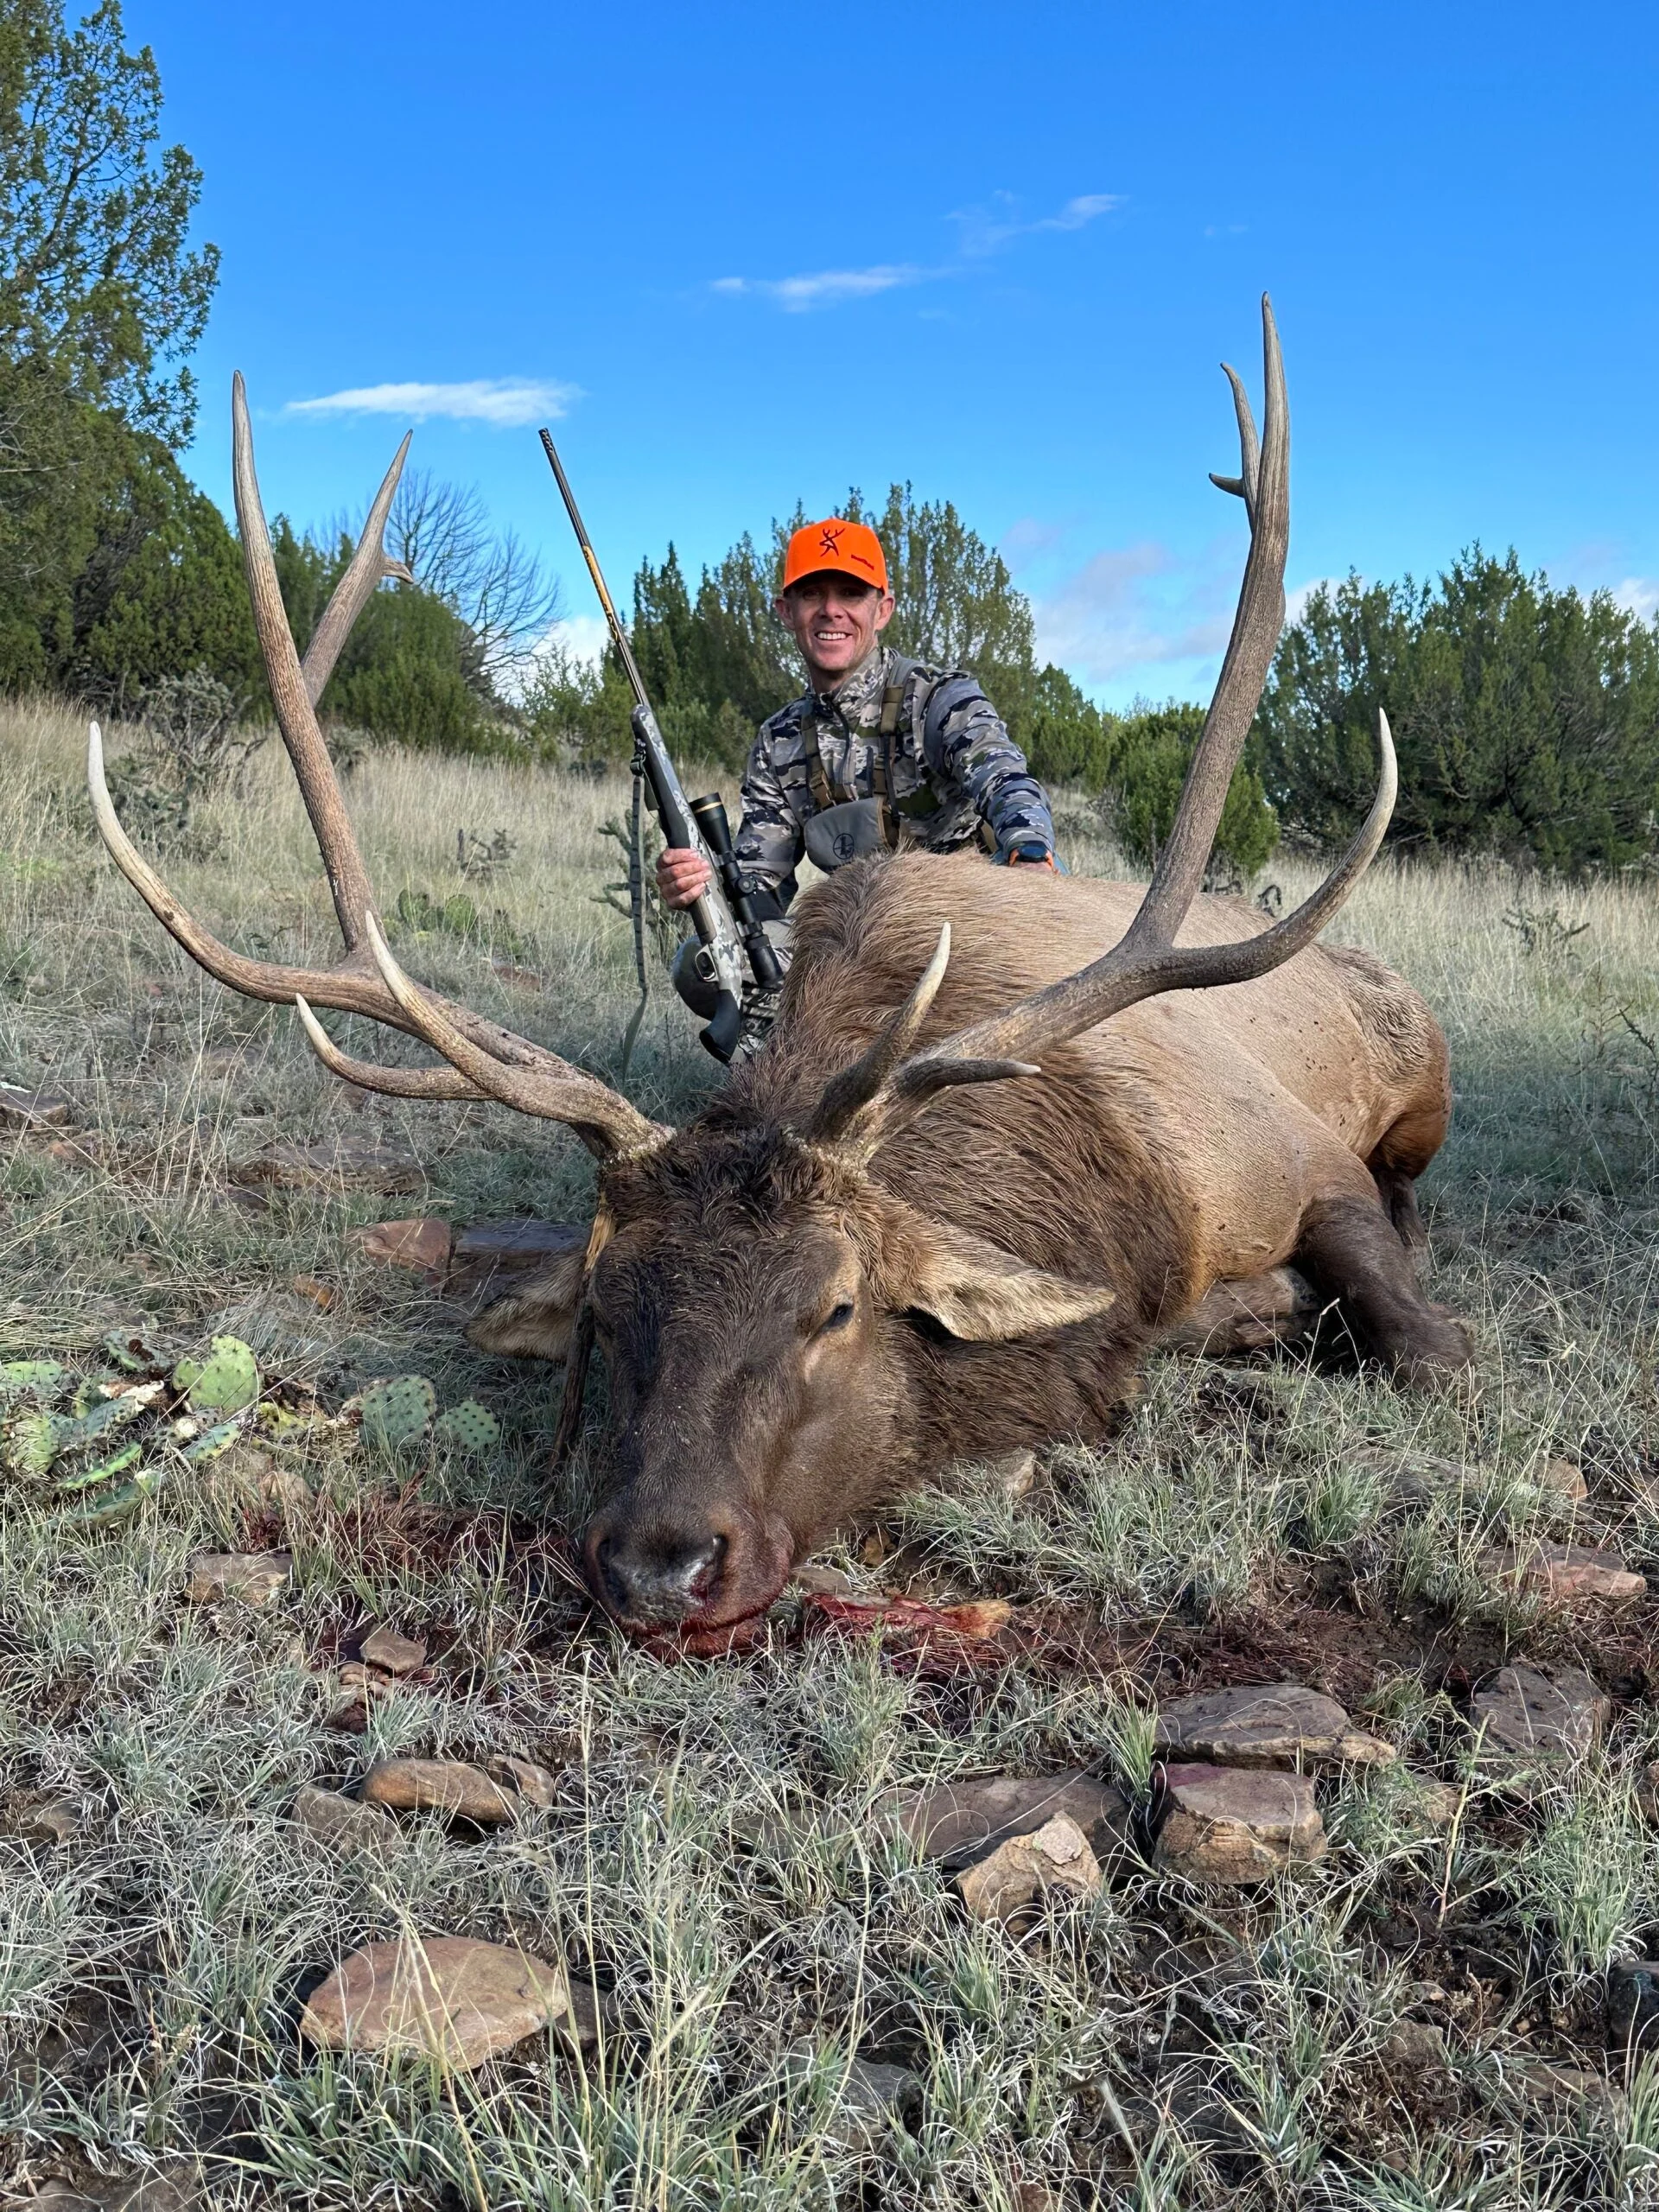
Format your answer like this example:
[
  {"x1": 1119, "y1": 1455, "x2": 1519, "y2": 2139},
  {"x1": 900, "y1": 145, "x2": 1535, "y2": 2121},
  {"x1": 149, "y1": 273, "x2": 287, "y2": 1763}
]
[{"x1": 581, "y1": 1491, "x2": 795, "y2": 1631}]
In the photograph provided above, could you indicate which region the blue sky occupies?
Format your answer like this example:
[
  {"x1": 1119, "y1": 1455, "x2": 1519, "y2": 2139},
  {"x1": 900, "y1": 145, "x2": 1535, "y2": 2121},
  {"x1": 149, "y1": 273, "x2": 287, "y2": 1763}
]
[{"x1": 138, "y1": 0, "x2": 1659, "y2": 709}]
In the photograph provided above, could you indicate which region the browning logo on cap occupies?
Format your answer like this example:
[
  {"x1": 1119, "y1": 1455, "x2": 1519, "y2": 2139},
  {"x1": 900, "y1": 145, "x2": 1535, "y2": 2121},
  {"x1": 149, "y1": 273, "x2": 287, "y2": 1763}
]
[{"x1": 783, "y1": 518, "x2": 889, "y2": 593}]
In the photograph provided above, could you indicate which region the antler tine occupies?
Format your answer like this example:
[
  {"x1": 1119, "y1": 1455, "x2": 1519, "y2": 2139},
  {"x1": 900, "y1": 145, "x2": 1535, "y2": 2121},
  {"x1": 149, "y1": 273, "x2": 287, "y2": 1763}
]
[
  {"x1": 1126, "y1": 294, "x2": 1287, "y2": 961},
  {"x1": 361, "y1": 914, "x2": 668, "y2": 1159},
  {"x1": 294, "y1": 994, "x2": 489, "y2": 1102},
  {"x1": 232, "y1": 371, "x2": 376, "y2": 950},
  {"x1": 300, "y1": 432, "x2": 417, "y2": 709},
  {"x1": 804, "y1": 924, "x2": 952, "y2": 1144},
  {"x1": 1208, "y1": 360, "x2": 1262, "y2": 518}
]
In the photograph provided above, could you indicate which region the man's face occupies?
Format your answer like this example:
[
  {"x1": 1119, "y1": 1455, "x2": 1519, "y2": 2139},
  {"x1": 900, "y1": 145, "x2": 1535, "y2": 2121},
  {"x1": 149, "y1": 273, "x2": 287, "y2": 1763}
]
[{"x1": 774, "y1": 574, "x2": 895, "y2": 684}]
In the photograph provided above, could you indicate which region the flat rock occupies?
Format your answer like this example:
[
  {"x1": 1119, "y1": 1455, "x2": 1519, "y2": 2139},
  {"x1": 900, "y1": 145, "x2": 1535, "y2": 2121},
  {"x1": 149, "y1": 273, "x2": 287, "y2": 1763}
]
[
  {"x1": 12, "y1": 1796, "x2": 80, "y2": 1845},
  {"x1": 986, "y1": 1448, "x2": 1039, "y2": 1499},
  {"x1": 486, "y1": 1753, "x2": 562, "y2": 1809},
  {"x1": 233, "y1": 1133, "x2": 424, "y2": 1192},
  {"x1": 349, "y1": 1217, "x2": 453, "y2": 1277},
  {"x1": 359, "y1": 1624, "x2": 428, "y2": 1675},
  {"x1": 1537, "y1": 1456, "x2": 1590, "y2": 1502},
  {"x1": 1153, "y1": 1762, "x2": 1326, "y2": 1884},
  {"x1": 1471, "y1": 1664, "x2": 1610, "y2": 1760},
  {"x1": 954, "y1": 1812, "x2": 1102, "y2": 1922},
  {"x1": 1509, "y1": 1542, "x2": 1646, "y2": 1603},
  {"x1": 184, "y1": 1549, "x2": 292, "y2": 1606},
  {"x1": 791, "y1": 1561, "x2": 857, "y2": 1598},
  {"x1": 361, "y1": 1758, "x2": 518, "y2": 1823},
  {"x1": 1154, "y1": 1681, "x2": 1394, "y2": 1769},
  {"x1": 1380, "y1": 2020, "x2": 1450, "y2": 2075},
  {"x1": 299, "y1": 1936, "x2": 566, "y2": 2070},
  {"x1": 0, "y1": 1082, "x2": 76, "y2": 1129},
  {"x1": 290, "y1": 1785, "x2": 399, "y2": 1853},
  {"x1": 875, "y1": 1769, "x2": 1131, "y2": 1866},
  {"x1": 781, "y1": 2043, "x2": 923, "y2": 2149}
]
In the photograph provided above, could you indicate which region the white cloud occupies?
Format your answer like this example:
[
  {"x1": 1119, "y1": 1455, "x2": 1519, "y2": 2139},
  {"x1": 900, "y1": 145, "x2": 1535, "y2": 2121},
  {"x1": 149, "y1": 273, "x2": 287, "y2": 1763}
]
[
  {"x1": 1615, "y1": 575, "x2": 1659, "y2": 621},
  {"x1": 1285, "y1": 575, "x2": 1345, "y2": 625},
  {"x1": 537, "y1": 612, "x2": 610, "y2": 671},
  {"x1": 1033, "y1": 540, "x2": 1234, "y2": 688},
  {"x1": 954, "y1": 190, "x2": 1122, "y2": 257},
  {"x1": 286, "y1": 378, "x2": 580, "y2": 428},
  {"x1": 713, "y1": 191, "x2": 1120, "y2": 311},
  {"x1": 712, "y1": 264, "x2": 929, "y2": 311}
]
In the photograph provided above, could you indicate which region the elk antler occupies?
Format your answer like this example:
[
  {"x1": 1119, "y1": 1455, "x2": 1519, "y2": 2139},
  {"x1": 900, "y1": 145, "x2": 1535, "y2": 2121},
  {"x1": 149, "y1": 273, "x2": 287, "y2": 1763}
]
[
  {"x1": 810, "y1": 296, "x2": 1399, "y2": 1166},
  {"x1": 88, "y1": 377, "x2": 669, "y2": 1164}
]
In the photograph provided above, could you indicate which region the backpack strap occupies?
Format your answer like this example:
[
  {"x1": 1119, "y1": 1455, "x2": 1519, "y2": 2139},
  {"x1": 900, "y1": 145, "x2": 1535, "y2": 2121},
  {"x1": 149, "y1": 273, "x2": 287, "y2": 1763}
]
[{"x1": 873, "y1": 652, "x2": 918, "y2": 847}]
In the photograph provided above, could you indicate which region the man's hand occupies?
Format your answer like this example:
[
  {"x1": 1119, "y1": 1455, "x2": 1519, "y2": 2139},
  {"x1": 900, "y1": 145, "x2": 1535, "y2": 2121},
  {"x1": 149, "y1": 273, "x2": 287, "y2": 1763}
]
[{"x1": 657, "y1": 847, "x2": 714, "y2": 910}]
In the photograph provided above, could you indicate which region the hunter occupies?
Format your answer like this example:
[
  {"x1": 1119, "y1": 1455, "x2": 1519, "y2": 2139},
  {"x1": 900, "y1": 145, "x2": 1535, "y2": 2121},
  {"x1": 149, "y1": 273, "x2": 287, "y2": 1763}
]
[{"x1": 658, "y1": 516, "x2": 1057, "y2": 1039}]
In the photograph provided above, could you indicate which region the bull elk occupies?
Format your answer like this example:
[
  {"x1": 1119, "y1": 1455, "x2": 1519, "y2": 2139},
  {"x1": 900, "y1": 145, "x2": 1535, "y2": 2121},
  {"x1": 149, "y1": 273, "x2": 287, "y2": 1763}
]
[{"x1": 89, "y1": 300, "x2": 1470, "y2": 1638}]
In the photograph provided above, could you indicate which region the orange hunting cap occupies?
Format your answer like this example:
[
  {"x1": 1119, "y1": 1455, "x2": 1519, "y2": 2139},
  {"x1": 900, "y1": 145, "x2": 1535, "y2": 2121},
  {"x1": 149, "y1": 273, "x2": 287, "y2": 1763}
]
[{"x1": 781, "y1": 518, "x2": 889, "y2": 594}]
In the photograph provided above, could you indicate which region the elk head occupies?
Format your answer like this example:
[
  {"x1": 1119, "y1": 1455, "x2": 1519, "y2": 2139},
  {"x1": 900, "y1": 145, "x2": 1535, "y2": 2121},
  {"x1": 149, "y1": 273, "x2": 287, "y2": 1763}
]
[{"x1": 89, "y1": 302, "x2": 1396, "y2": 1636}]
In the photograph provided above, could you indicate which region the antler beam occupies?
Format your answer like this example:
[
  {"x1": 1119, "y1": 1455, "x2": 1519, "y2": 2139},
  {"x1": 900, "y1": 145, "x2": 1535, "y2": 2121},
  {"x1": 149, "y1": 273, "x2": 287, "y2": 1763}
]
[{"x1": 87, "y1": 380, "x2": 669, "y2": 1165}]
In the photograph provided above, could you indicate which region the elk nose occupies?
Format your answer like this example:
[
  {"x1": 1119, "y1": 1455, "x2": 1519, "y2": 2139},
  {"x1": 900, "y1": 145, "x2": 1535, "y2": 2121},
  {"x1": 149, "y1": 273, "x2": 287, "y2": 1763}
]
[{"x1": 592, "y1": 1527, "x2": 728, "y2": 1624}]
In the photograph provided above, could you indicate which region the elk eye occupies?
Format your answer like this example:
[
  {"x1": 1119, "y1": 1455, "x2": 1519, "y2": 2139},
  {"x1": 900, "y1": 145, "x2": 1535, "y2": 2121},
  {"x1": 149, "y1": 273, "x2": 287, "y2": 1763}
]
[{"x1": 818, "y1": 1299, "x2": 856, "y2": 1335}]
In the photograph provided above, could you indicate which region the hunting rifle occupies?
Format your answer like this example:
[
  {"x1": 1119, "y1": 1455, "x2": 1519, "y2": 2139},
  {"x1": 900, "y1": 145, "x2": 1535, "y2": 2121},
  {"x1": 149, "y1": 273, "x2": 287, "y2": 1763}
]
[{"x1": 538, "y1": 429, "x2": 780, "y2": 1063}]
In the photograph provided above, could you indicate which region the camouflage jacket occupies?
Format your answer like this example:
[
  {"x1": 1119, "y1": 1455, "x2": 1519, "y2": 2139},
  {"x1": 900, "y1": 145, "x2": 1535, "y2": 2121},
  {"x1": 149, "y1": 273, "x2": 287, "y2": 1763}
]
[{"x1": 732, "y1": 645, "x2": 1055, "y2": 899}]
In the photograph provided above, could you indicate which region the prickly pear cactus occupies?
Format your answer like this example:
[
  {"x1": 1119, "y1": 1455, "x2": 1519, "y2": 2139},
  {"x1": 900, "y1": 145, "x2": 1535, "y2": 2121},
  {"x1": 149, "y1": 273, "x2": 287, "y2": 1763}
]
[
  {"x1": 0, "y1": 1360, "x2": 66, "y2": 1401},
  {"x1": 102, "y1": 1327, "x2": 164, "y2": 1376},
  {"x1": 56, "y1": 1440, "x2": 143, "y2": 1494},
  {"x1": 353, "y1": 1375, "x2": 436, "y2": 1452},
  {"x1": 177, "y1": 1337, "x2": 260, "y2": 1414},
  {"x1": 432, "y1": 1398, "x2": 500, "y2": 1457},
  {"x1": 181, "y1": 1417, "x2": 246, "y2": 1463},
  {"x1": 5, "y1": 1410, "x2": 67, "y2": 1478}
]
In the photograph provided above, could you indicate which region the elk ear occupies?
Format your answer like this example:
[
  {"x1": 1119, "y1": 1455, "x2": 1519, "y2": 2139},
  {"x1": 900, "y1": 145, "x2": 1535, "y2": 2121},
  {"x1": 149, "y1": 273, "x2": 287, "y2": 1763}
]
[
  {"x1": 465, "y1": 1246, "x2": 587, "y2": 1362},
  {"x1": 890, "y1": 1217, "x2": 1117, "y2": 1343}
]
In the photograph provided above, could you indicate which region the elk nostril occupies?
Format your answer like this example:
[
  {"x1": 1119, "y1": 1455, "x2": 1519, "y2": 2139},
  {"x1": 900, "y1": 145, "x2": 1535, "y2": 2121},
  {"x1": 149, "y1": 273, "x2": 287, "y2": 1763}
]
[{"x1": 683, "y1": 1530, "x2": 728, "y2": 1595}]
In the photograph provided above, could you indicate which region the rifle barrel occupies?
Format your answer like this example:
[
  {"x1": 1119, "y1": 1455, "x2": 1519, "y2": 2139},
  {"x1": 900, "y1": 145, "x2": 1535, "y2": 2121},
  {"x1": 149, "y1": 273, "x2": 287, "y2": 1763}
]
[{"x1": 538, "y1": 428, "x2": 651, "y2": 707}]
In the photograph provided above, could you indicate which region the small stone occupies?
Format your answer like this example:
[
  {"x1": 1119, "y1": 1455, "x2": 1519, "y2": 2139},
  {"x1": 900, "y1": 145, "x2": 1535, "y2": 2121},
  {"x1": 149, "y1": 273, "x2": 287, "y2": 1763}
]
[
  {"x1": 349, "y1": 1216, "x2": 453, "y2": 1278},
  {"x1": 1508, "y1": 2057, "x2": 1624, "y2": 2118},
  {"x1": 1154, "y1": 1681, "x2": 1395, "y2": 1769},
  {"x1": 1404, "y1": 1777, "x2": 1465, "y2": 1828},
  {"x1": 299, "y1": 1936, "x2": 566, "y2": 2070},
  {"x1": 486, "y1": 1754, "x2": 562, "y2": 1809},
  {"x1": 1380, "y1": 2020, "x2": 1449, "y2": 2074},
  {"x1": 1538, "y1": 1456, "x2": 1590, "y2": 1503},
  {"x1": 954, "y1": 1812, "x2": 1102, "y2": 1922},
  {"x1": 1489, "y1": 1542, "x2": 1646, "y2": 1604},
  {"x1": 290, "y1": 1274, "x2": 337, "y2": 1311},
  {"x1": 361, "y1": 1758, "x2": 518, "y2": 1823},
  {"x1": 791, "y1": 1561, "x2": 856, "y2": 1598},
  {"x1": 1153, "y1": 1762, "x2": 1326, "y2": 1885},
  {"x1": 15, "y1": 1796, "x2": 79, "y2": 1845},
  {"x1": 988, "y1": 1448, "x2": 1039, "y2": 1500},
  {"x1": 0, "y1": 1081, "x2": 75, "y2": 1129},
  {"x1": 1471, "y1": 1664, "x2": 1610, "y2": 1761},
  {"x1": 184, "y1": 1549, "x2": 292, "y2": 1606},
  {"x1": 290, "y1": 1785, "x2": 398, "y2": 1853},
  {"x1": 875, "y1": 1770, "x2": 1131, "y2": 1866},
  {"x1": 324, "y1": 1696, "x2": 370, "y2": 1734},
  {"x1": 781, "y1": 2042, "x2": 923, "y2": 2148},
  {"x1": 235, "y1": 1133, "x2": 425, "y2": 1192},
  {"x1": 359, "y1": 1625, "x2": 428, "y2": 1676}
]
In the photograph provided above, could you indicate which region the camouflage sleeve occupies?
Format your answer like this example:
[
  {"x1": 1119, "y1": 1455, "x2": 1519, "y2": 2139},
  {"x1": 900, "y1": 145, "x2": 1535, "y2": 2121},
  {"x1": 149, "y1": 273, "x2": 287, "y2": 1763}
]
[
  {"x1": 923, "y1": 679, "x2": 1056, "y2": 857},
  {"x1": 731, "y1": 715, "x2": 804, "y2": 899}
]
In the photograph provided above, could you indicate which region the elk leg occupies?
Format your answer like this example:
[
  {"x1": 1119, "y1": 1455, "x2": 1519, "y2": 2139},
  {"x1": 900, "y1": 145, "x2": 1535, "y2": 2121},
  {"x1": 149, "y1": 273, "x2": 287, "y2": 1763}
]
[
  {"x1": 1369, "y1": 1160, "x2": 1427, "y2": 1253},
  {"x1": 1293, "y1": 1193, "x2": 1471, "y2": 1381}
]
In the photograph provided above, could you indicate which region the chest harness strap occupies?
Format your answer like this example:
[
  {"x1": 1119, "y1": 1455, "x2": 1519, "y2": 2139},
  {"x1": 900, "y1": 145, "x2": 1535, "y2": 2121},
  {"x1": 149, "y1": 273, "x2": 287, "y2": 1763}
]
[{"x1": 800, "y1": 658, "x2": 918, "y2": 848}]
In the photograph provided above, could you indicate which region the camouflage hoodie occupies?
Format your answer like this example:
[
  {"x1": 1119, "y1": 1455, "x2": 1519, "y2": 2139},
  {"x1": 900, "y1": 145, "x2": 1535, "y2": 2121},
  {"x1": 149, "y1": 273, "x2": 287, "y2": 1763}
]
[{"x1": 732, "y1": 644, "x2": 1055, "y2": 899}]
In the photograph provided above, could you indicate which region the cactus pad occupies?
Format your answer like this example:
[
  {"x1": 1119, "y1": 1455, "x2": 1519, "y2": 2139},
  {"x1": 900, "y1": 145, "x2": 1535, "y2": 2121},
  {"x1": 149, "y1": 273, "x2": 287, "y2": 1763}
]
[
  {"x1": 181, "y1": 1416, "x2": 247, "y2": 1463},
  {"x1": 6, "y1": 1411, "x2": 67, "y2": 1478},
  {"x1": 0, "y1": 1360, "x2": 66, "y2": 1401},
  {"x1": 432, "y1": 1398, "x2": 500, "y2": 1457},
  {"x1": 353, "y1": 1374, "x2": 436, "y2": 1451},
  {"x1": 102, "y1": 1328, "x2": 164, "y2": 1376},
  {"x1": 56, "y1": 1440, "x2": 143, "y2": 1493},
  {"x1": 177, "y1": 1337, "x2": 260, "y2": 1414}
]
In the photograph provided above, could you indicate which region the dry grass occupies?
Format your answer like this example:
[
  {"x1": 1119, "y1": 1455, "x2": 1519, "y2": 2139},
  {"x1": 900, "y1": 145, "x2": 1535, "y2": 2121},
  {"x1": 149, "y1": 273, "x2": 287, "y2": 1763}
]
[{"x1": 2, "y1": 695, "x2": 1658, "y2": 2209}]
